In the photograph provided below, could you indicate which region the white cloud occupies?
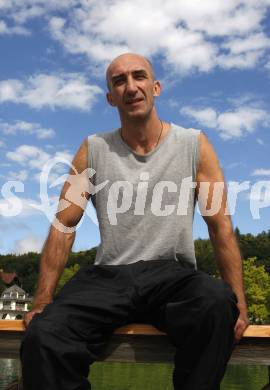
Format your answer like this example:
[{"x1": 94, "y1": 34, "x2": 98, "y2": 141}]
[
  {"x1": 47, "y1": 0, "x2": 270, "y2": 74},
  {"x1": 0, "y1": 1, "x2": 78, "y2": 24},
  {"x1": 0, "y1": 73, "x2": 102, "y2": 111},
  {"x1": 49, "y1": 15, "x2": 129, "y2": 66},
  {"x1": 218, "y1": 31, "x2": 270, "y2": 70},
  {"x1": 266, "y1": 59, "x2": 270, "y2": 71},
  {"x1": 0, "y1": 197, "x2": 43, "y2": 218},
  {"x1": 251, "y1": 168, "x2": 270, "y2": 176},
  {"x1": 6, "y1": 144, "x2": 73, "y2": 169},
  {"x1": 181, "y1": 107, "x2": 217, "y2": 128},
  {"x1": 257, "y1": 138, "x2": 264, "y2": 145},
  {"x1": 13, "y1": 235, "x2": 43, "y2": 254},
  {"x1": 222, "y1": 32, "x2": 270, "y2": 55},
  {"x1": 7, "y1": 170, "x2": 28, "y2": 181},
  {"x1": 54, "y1": 150, "x2": 74, "y2": 162},
  {"x1": 217, "y1": 108, "x2": 269, "y2": 139},
  {"x1": 0, "y1": 19, "x2": 29, "y2": 35},
  {"x1": 6, "y1": 145, "x2": 51, "y2": 169},
  {"x1": 0, "y1": 120, "x2": 55, "y2": 139},
  {"x1": 0, "y1": 139, "x2": 5, "y2": 147},
  {"x1": 227, "y1": 93, "x2": 263, "y2": 107},
  {"x1": 181, "y1": 105, "x2": 269, "y2": 139},
  {"x1": 217, "y1": 50, "x2": 265, "y2": 70},
  {"x1": 0, "y1": 80, "x2": 22, "y2": 101},
  {"x1": 1, "y1": 1, "x2": 270, "y2": 74},
  {"x1": 176, "y1": 1, "x2": 266, "y2": 37},
  {"x1": 33, "y1": 149, "x2": 73, "y2": 184},
  {"x1": 5, "y1": 145, "x2": 73, "y2": 195},
  {"x1": 48, "y1": 3, "x2": 218, "y2": 73}
]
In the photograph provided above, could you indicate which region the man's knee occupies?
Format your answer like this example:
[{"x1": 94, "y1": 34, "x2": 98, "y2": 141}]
[
  {"x1": 21, "y1": 312, "x2": 71, "y2": 362},
  {"x1": 21, "y1": 317, "x2": 51, "y2": 355},
  {"x1": 198, "y1": 275, "x2": 239, "y2": 322},
  {"x1": 210, "y1": 278, "x2": 236, "y2": 302}
]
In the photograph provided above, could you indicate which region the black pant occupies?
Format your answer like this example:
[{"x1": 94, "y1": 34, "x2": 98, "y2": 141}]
[{"x1": 20, "y1": 259, "x2": 239, "y2": 390}]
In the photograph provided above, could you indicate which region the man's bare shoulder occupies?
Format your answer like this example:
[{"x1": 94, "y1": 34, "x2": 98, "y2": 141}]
[
  {"x1": 72, "y1": 138, "x2": 88, "y2": 173},
  {"x1": 197, "y1": 131, "x2": 223, "y2": 182}
]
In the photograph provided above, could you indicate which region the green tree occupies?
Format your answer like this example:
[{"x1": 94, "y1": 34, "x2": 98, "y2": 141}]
[
  {"x1": 55, "y1": 264, "x2": 81, "y2": 295},
  {"x1": 195, "y1": 238, "x2": 218, "y2": 276},
  {"x1": 234, "y1": 226, "x2": 241, "y2": 241},
  {"x1": 243, "y1": 257, "x2": 270, "y2": 324}
]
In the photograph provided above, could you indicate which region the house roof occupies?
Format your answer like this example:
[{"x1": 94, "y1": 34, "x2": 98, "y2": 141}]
[
  {"x1": 2, "y1": 284, "x2": 26, "y2": 295},
  {"x1": 0, "y1": 271, "x2": 18, "y2": 285}
]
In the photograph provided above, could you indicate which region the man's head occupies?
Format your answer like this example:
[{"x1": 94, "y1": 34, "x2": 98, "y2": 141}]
[{"x1": 106, "y1": 53, "x2": 161, "y2": 122}]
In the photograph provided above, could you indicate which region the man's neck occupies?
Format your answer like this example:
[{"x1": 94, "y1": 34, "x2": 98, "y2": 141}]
[{"x1": 120, "y1": 113, "x2": 170, "y2": 155}]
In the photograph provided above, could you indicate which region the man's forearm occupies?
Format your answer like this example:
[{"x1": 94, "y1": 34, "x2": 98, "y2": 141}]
[
  {"x1": 209, "y1": 226, "x2": 247, "y2": 312},
  {"x1": 33, "y1": 225, "x2": 76, "y2": 307}
]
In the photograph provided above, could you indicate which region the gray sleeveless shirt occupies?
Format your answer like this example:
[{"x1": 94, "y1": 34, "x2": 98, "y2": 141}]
[{"x1": 88, "y1": 123, "x2": 200, "y2": 268}]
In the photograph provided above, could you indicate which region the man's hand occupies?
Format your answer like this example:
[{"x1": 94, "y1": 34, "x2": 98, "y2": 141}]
[
  {"x1": 24, "y1": 303, "x2": 50, "y2": 328},
  {"x1": 234, "y1": 307, "x2": 249, "y2": 343}
]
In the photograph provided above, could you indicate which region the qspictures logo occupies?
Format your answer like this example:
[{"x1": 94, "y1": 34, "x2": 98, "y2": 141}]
[{"x1": 0, "y1": 157, "x2": 270, "y2": 233}]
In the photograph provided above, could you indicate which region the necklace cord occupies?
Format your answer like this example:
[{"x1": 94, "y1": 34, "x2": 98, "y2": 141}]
[
  {"x1": 155, "y1": 118, "x2": 163, "y2": 148},
  {"x1": 120, "y1": 119, "x2": 164, "y2": 149}
]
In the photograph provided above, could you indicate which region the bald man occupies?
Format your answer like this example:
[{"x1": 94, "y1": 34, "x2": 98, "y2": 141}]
[{"x1": 20, "y1": 53, "x2": 248, "y2": 390}]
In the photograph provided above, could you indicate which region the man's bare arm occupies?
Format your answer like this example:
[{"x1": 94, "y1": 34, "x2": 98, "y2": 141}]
[
  {"x1": 195, "y1": 132, "x2": 249, "y2": 342},
  {"x1": 24, "y1": 138, "x2": 90, "y2": 326}
]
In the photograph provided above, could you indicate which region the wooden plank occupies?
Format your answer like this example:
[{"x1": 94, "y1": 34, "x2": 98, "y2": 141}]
[
  {"x1": 0, "y1": 320, "x2": 25, "y2": 332},
  {"x1": 2, "y1": 332, "x2": 269, "y2": 365},
  {"x1": 115, "y1": 324, "x2": 270, "y2": 337},
  {"x1": 100, "y1": 334, "x2": 270, "y2": 365},
  {"x1": 244, "y1": 325, "x2": 270, "y2": 338},
  {"x1": 99, "y1": 334, "x2": 175, "y2": 363},
  {"x1": 114, "y1": 324, "x2": 165, "y2": 335},
  {"x1": 229, "y1": 339, "x2": 270, "y2": 365},
  {"x1": 0, "y1": 331, "x2": 24, "y2": 359},
  {"x1": 1, "y1": 320, "x2": 270, "y2": 337},
  {"x1": 1, "y1": 324, "x2": 270, "y2": 365},
  {"x1": 1, "y1": 321, "x2": 270, "y2": 390}
]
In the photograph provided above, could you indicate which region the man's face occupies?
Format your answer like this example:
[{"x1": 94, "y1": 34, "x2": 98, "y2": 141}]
[{"x1": 106, "y1": 54, "x2": 161, "y2": 121}]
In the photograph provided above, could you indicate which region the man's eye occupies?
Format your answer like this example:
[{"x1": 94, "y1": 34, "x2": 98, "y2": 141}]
[{"x1": 114, "y1": 79, "x2": 125, "y2": 85}]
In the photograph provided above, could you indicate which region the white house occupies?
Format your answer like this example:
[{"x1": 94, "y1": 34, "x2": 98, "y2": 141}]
[{"x1": 0, "y1": 285, "x2": 32, "y2": 320}]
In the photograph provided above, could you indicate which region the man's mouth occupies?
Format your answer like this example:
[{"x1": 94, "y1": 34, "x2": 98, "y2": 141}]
[{"x1": 126, "y1": 98, "x2": 144, "y2": 105}]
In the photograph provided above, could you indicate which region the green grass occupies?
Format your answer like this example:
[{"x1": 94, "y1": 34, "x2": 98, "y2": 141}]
[{"x1": 89, "y1": 362, "x2": 269, "y2": 390}]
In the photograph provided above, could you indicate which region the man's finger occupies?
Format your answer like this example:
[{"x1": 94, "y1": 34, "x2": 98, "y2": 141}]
[
  {"x1": 24, "y1": 310, "x2": 42, "y2": 327},
  {"x1": 234, "y1": 322, "x2": 246, "y2": 343},
  {"x1": 234, "y1": 331, "x2": 242, "y2": 343},
  {"x1": 24, "y1": 313, "x2": 34, "y2": 327}
]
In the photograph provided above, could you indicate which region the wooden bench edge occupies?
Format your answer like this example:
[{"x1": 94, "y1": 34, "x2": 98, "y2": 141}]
[{"x1": 1, "y1": 320, "x2": 270, "y2": 337}]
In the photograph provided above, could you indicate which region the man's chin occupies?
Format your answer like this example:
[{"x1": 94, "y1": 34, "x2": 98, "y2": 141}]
[
  {"x1": 119, "y1": 106, "x2": 152, "y2": 122},
  {"x1": 125, "y1": 109, "x2": 149, "y2": 120}
]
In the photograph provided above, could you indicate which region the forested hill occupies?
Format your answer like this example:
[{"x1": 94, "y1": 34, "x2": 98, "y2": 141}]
[
  {"x1": 195, "y1": 229, "x2": 270, "y2": 276},
  {"x1": 0, "y1": 229, "x2": 270, "y2": 296}
]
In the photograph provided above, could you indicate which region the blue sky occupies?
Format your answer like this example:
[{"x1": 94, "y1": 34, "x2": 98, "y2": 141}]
[{"x1": 0, "y1": 0, "x2": 270, "y2": 254}]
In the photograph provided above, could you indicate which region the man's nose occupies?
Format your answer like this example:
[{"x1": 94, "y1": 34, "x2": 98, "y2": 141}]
[{"x1": 126, "y1": 77, "x2": 138, "y2": 94}]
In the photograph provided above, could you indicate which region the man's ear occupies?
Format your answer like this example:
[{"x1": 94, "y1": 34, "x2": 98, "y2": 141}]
[
  {"x1": 153, "y1": 80, "x2": 161, "y2": 97},
  {"x1": 106, "y1": 92, "x2": 116, "y2": 106}
]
